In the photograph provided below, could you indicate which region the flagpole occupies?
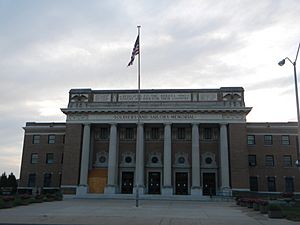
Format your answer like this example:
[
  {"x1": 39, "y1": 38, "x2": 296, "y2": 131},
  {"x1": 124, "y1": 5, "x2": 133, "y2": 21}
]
[
  {"x1": 136, "y1": 25, "x2": 141, "y2": 207},
  {"x1": 137, "y1": 25, "x2": 141, "y2": 124}
]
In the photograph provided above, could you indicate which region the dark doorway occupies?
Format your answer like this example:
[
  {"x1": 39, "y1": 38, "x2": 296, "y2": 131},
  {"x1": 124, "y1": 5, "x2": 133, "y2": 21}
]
[
  {"x1": 148, "y1": 172, "x2": 161, "y2": 194},
  {"x1": 175, "y1": 172, "x2": 188, "y2": 195},
  {"x1": 121, "y1": 172, "x2": 134, "y2": 194},
  {"x1": 203, "y1": 173, "x2": 216, "y2": 196}
]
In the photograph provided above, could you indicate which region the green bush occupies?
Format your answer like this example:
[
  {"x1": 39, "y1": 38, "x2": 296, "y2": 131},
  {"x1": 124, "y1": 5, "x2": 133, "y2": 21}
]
[{"x1": 269, "y1": 203, "x2": 282, "y2": 211}]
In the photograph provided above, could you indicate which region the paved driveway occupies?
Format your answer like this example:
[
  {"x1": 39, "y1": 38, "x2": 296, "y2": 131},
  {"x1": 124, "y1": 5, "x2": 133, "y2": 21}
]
[{"x1": 0, "y1": 198, "x2": 298, "y2": 225}]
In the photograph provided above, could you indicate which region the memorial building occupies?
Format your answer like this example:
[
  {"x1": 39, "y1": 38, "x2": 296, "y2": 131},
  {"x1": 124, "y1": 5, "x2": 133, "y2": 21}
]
[{"x1": 19, "y1": 87, "x2": 300, "y2": 196}]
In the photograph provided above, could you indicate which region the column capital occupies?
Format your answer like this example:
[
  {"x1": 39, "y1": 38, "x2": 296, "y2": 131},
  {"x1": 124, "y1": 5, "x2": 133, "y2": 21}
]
[
  {"x1": 219, "y1": 123, "x2": 228, "y2": 126},
  {"x1": 83, "y1": 123, "x2": 91, "y2": 126},
  {"x1": 192, "y1": 122, "x2": 200, "y2": 126},
  {"x1": 164, "y1": 122, "x2": 172, "y2": 126},
  {"x1": 109, "y1": 123, "x2": 118, "y2": 126},
  {"x1": 136, "y1": 122, "x2": 144, "y2": 126}
]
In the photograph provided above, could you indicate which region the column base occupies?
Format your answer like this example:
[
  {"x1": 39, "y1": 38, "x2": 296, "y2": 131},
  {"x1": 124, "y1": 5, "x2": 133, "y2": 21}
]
[
  {"x1": 219, "y1": 187, "x2": 232, "y2": 196},
  {"x1": 104, "y1": 185, "x2": 117, "y2": 194},
  {"x1": 161, "y1": 186, "x2": 173, "y2": 196},
  {"x1": 191, "y1": 186, "x2": 203, "y2": 196},
  {"x1": 76, "y1": 185, "x2": 88, "y2": 196}
]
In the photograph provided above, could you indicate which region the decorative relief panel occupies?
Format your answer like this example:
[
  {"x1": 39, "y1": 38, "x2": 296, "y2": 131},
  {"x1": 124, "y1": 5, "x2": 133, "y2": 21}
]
[
  {"x1": 93, "y1": 94, "x2": 111, "y2": 102},
  {"x1": 201, "y1": 152, "x2": 217, "y2": 168},
  {"x1": 146, "y1": 152, "x2": 162, "y2": 167},
  {"x1": 198, "y1": 93, "x2": 218, "y2": 101},
  {"x1": 120, "y1": 152, "x2": 136, "y2": 167},
  {"x1": 222, "y1": 92, "x2": 242, "y2": 101},
  {"x1": 70, "y1": 94, "x2": 89, "y2": 102},
  {"x1": 174, "y1": 152, "x2": 190, "y2": 168},
  {"x1": 94, "y1": 151, "x2": 108, "y2": 168}
]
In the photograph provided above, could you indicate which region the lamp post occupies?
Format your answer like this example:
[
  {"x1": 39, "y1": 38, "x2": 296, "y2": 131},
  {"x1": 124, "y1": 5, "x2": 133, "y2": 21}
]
[{"x1": 278, "y1": 43, "x2": 300, "y2": 168}]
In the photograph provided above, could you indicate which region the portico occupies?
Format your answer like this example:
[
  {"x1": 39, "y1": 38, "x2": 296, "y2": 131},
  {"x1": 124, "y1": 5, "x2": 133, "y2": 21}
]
[{"x1": 60, "y1": 87, "x2": 251, "y2": 197}]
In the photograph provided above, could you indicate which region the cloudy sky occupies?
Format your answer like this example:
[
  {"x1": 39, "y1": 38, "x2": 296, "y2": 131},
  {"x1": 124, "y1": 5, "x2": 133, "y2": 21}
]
[{"x1": 1, "y1": 0, "x2": 300, "y2": 177}]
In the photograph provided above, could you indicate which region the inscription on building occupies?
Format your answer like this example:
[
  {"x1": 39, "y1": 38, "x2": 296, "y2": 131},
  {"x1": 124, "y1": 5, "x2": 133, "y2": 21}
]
[{"x1": 118, "y1": 93, "x2": 191, "y2": 102}]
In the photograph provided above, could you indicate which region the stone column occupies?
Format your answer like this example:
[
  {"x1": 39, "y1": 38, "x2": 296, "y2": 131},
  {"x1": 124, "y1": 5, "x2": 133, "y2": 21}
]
[
  {"x1": 220, "y1": 123, "x2": 231, "y2": 194},
  {"x1": 77, "y1": 123, "x2": 91, "y2": 196},
  {"x1": 191, "y1": 123, "x2": 202, "y2": 195},
  {"x1": 134, "y1": 123, "x2": 144, "y2": 195},
  {"x1": 105, "y1": 123, "x2": 118, "y2": 194},
  {"x1": 162, "y1": 123, "x2": 173, "y2": 196}
]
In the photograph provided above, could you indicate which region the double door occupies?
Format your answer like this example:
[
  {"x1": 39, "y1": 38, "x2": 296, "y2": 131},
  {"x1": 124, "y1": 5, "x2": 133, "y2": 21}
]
[
  {"x1": 202, "y1": 173, "x2": 216, "y2": 196},
  {"x1": 148, "y1": 172, "x2": 161, "y2": 194},
  {"x1": 121, "y1": 172, "x2": 134, "y2": 194},
  {"x1": 175, "y1": 172, "x2": 188, "y2": 195}
]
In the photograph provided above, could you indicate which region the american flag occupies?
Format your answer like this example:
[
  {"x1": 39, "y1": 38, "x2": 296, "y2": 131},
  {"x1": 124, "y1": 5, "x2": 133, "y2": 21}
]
[{"x1": 127, "y1": 35, "x2": 139, "y2": 66}]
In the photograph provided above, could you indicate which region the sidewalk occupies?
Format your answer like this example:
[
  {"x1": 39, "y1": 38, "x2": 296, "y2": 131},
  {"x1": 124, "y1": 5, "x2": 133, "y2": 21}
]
[{"x1": 0, "y1": 198, "x2": 298, "y2": 225}]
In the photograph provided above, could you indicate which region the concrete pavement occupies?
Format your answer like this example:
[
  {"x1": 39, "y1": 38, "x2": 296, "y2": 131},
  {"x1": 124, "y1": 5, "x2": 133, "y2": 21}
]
[{"x1": 0, "y1": 198, "x2": 298, "y2": 225}]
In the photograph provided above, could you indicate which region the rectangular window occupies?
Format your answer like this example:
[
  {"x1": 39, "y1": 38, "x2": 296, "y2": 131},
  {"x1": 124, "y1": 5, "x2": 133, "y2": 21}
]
[
  {"x1": 249, "y1": 176, "x2": 258, "y2": 191},
  {"x1": 100, "y1": 127, "x2": 109, "y2": 140},
  {"x1": 264, "y1": 135, "x2": 273, "y2": 145},
  {"x1": 267, "y1": 177, "x2": 276, "y2": 192},
  {"x1": 285, "y1": 177, "x2": 294, "y2": 192},
  {"x1": 31, "y1": 153, "x2": 38, "y2": 164},
  {"x1": 177, "y1": 127, "x2": 186, "y2": 140},
  {"x1": 247, "y1": 135, "x2": 255, "y2": 145},
  {"x1": 43, "y1": 173, "x2": 52, "y2": 187},
  {"x1": 46, "y1": 153, "x2": 54, "y2": 164},
  {"x1": 265, "y1": 155, "x2": 274, "y2": 167},
  {"x1": 32, "y1": 135, "x2": 40, "y2": 144},
  {"x1": 248, "y1": 155, "x2": 256, "y2": 167},
  {"x1": 125, "y1": 128, "x2": 134, "y2": 140},
  {"x1": 204, "y1": 128, "x2": 212, "y2": 140},
  {"x1": 28, "y1": 173, "x2": 36, "y2": 187},
  {"x1": 151, "y1": 127, "x2": 160, "y2": 140},
  {"x1": 281, "y1": 135, "x2": 290, "y2": 145},
  {"x1": 283, "y1": 155, "x2": 292, "y2": 167},
  {"x1": 48, "y1": 135, "x2": 56, "y2": 144}
]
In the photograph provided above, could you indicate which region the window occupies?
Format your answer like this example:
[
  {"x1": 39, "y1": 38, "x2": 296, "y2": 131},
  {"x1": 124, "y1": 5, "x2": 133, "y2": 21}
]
[
  {"x1": 204, "y1": 128, "x2": 212, "y2": 140},
  {"x1": 177, "y1": 128, "x2": 186, "y2": 140},
  {"x1": 264, "y1": 135, "x2": 273, "y2": 145},
  {"x1": 46, "y1": 153, "x2": 54, "y2": 164},
  {"x1": 100, "y1": 127, "x2": 109, "y2": 140},
  {"x1": 249, "y1": 176, "x2": 258, "y2": 191},
  {"x1": 48, "y1": 135, "x2": 55, "y2": 144},
  {"x1": 178, "y1": 157, "x2": 185, "y2": 164},
  {"x1": 43, "y1": 173, "x2": 52, "y2": 187},
  {"x1": 267, "y1": 177, "x2": 276, "y2": 192},
  {"x1": 151, "y1": 127, "x2": 160, "y2": 140},
  {"x1": 31, "y1": 153, "x2": 38, "y2": 164},
  {"x1": 247, "y1": 135, "x2": 255, "y2": 145},
  {"x1": 281, "y1": 135, "x2": 290, "y2": 145},
  {"x1": 265, "y1": 155, "x2": 274, "y2": 167},
  {"x1": 32, "y1": 135, "x2": 40, "y2": 144},
  {"x1": 28, "y1": 173, "x2": 36, "y2": 187},
  {"x1": 151, "y1": 156, "x2": 159, "y2": 164},
  {"x1": 285, "y1": 177, "x2": 294, "y2": 192},
  {"x1": 283, "y1": 155, "x2": 292, "y2": 167},
  {"x1": 125, "y1": 128, "x2": 134, "y2": 140},
  {"x1": 248, "y1": 155, "x2": 256, "y2": 167}
]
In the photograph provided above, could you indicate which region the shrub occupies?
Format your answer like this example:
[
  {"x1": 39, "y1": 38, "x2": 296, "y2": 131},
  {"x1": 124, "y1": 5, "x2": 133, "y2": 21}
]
[{"x1": 269, "y1": 203, "x2": 282, "y2": 211}]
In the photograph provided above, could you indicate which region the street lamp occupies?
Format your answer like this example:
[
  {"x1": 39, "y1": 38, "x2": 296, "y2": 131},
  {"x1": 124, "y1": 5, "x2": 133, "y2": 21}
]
[{"x1": 278, "y1": 43, "x2": 300, "y2": 168}]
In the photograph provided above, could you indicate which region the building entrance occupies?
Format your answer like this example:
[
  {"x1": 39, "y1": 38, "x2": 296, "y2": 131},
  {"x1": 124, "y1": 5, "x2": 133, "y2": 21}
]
[
  {"x1": 121, "y1": 172, "x2": 134, "y2": 194},
  {"x1": 175, "y1": 172, "x2": 188, "y2": 195},
  {"x1": 148, "y1": 172, "x2": 161, "y2": 194},
  {"x1": 202, "y1": 173, "x2": 216, "y2": 196}
]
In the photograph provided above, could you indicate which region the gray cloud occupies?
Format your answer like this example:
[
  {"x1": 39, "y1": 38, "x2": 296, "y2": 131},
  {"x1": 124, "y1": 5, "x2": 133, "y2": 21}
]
[{"x1": 1, "y1": 0, "x2": 300, "y2": 177}]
